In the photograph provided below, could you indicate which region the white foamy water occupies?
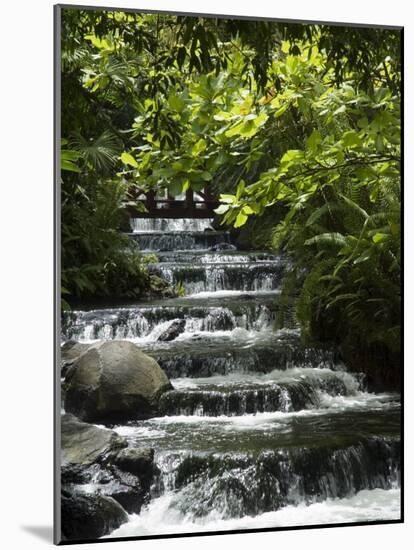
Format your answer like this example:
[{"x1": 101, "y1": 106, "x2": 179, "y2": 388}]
[
  {"x1": 182, "y1": 289, "x2": 281, "y2": 299},
  {"x1": 172, "y1": 367, "x2": 356, "y2": 390},
  {"x1": 130, "y1": 218, "x2": 214, "y2": 233},
  {"x1": 317, "y1": 391, "x2": 400, "y2": 411},
  {"x1": 129, "y1": 325, "x2": 281, "y2": 347},
  {"x1": 107, "y1": 488, "x2": 400, "y2": 538},
  {"x1": 112, "y1": 394, "x2": 399, "y2": 436}
]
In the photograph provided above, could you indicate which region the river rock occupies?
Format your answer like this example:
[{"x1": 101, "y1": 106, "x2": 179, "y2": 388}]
[
  {"x1": 113, "y1": 447, "x2": 155, "y2": 486},
  {"x1": 61, "y1": 340, "x2": 91, "y2": 377},
  {"x1": 157, "y1": 319, "x2": 186, "y2": 342},
  {"x1": 61, "y1": 340, "x2": 91, "y2": 362},
  {"x1": 64, "y1": 340, "x2": 172, "y2": 422},
  {"x1": 149, "y1": 274, "x2": 176, "y2": 298},
  {"x1": 206, "y1": 308, "x2": 236, "y2": 331},
  {"x1": 210, "y1": 242, "x2": 236, "y2": 251},
  {"x1": 93, "y1": 467, "x2": 146, "y2": 514},
  {"x1": 61, "y1": 414, "x2": 155, "y2": 514},
  {"x1": 61, "y1": 414, "x2": 127, "y2": 467},
  {"x1": 61, "y1": 490, "x2": 128, "y2": 541}
]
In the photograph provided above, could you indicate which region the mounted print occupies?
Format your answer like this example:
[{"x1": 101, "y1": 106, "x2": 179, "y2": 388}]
[{"x1": 54, "y1": 4, "x2": 403, "y2": 544}]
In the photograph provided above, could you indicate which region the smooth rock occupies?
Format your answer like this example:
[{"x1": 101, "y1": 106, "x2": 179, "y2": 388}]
[
  {"x1": 64, "y1": 340, "x2": 172, "y2": 422},
  {"x1": 61, "y1": 414, "x2": 127, "y2": 467},
  {"x1": 61, "y1": 341, "x2": 91, "y2": 377}
]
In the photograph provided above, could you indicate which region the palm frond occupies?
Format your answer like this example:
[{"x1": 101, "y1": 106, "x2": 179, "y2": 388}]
[{"x1": 70, "y1": 130, "x2": 122, "y2": 174}]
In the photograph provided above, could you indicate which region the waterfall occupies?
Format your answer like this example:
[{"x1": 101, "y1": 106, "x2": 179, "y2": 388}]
[
  {"x1": 62, "y1": 217, "x2": 401, "y2": 536},
  {"x1": 130, "y1": 218, "x2": 214, "y2": 233}
]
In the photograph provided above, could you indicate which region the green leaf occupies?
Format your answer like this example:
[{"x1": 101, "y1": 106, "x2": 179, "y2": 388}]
[
  {"x1": 354, "y1": 251, "x2": 372, "y2": 264},
  {"x1": 342, "y1": 131, "x2": 362, "y2": 148},
  {"x1": 61, "y1": 150, "x2": 81, "y2": 161},
  {"x1": 192, "y1": 138, "x2": 207, "y2": 156},
  {"x1": 305, "y1": 233, "x2": 347, "y2": 247},
  {"x1": 200, "y1": 171, "x2": 212, "y2": 181},
  {"x1": 120, "y1": 152, "x2": 138, "y2": 168},
  {"x1": 372, "y1": 232, "x2": 390, "y2": 243},
  {"x1": 85, "y1": 34, "x2": 111, "y2": 50},
  {"x1": 305, "y1": 203, "x2": 339, "y2": 226},
  {"x1": 168, "y1": 181, "x2": 182, "y2": 196},
  {"x1": 333, "y1": 105, "x2": 346, "y2": 116},
  {"x1": 254, "y1": 112, "x2": 268, "y2": 128},
  {"x1": 61, "y1": 159, "x2": 81, "y2": 172},
  {"x1": 219, "y1": 194, "x2": 236, "y2": 204},
  {"x1": 375, "y1": 134, "x2": 384, "y2": 152},
  {"x1": 357, "y1": 117, "x2": 369, "y2": 129},
  {"x1": 306, "y1": 130, "x2": 322, "y2": 153},
  {"x1": 242, "y1": 205, "x2": 254, "y2": 215},
  {"x1": 327, "y1": 293, "x2": 359, "y2": 308},
  {"x1": 280, "y1": 149, "x2": 303, "y2": 167},
  {"x1": 213, "y1": 112, "x2": 233, "y2": 121},
  {"x1": 224, "y1": 122, "x2": 242, "y2": 138},
  {"x1": 234, "y1": 211, "x2": 248, "y2": 227},
  {"x1": 172, "y1": 161, "x2": 183, "y2": 172},
  {"x1": 285, "y1": 55, "x2": 299, "y2": 75},
  {"x1": 225, "y1": 112, "x2": 268, "y2": 139},
  {"x1": 273, "y1": 102, "x2": 290, "y2": 118},
  {"x1": 339, "y1": 193, "x2": 369, "y2": 219},
  {"x1": 168, "y1": 93, "x2": 185, "y2": 112},
  {"x1": 214, "y1": 204, "x2": 230, "y2": 215},
  {"x1": 236, "y1": 180, "x2": 246, "y2": 200}
]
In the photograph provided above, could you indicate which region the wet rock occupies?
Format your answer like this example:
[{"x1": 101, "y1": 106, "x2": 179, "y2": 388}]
[
  {"x1": 61, "y1": 414, "x2": 127, "y2": 467},
  {"x1": 61, "y1": 463, "x2": 95, "y2": 485},
  {"x1": 113, "y1": 447, "x2": 155, "y2": 487},
  {"x1": 61, "y1": 415, "x2": 155, "y2": 515},
  {"x1": 210, "y1": 242, "x2": 236, "y2": 251},
  {"x1": 205, "y1": 308, "x2": 236, "y2": 331},
  {"x1": 61, "y1": 489, "x2": 128, "y2": 541},
  {"x1": 64, "y1": 340, "x2": 172, "y2": 423},
  {"x1": 149, "y1": 274, "x2": 176, "y2": 298},
  {"x1": 157, "y1": 319, "x2": 186, "y2": 342},
  {"x1": 92, "y1": 467, "x2": 145, "y2": 514}
]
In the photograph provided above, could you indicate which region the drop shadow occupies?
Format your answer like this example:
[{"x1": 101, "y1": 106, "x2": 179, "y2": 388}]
[{"x1": 21, "y1": 525, "x2": 54, "y2": 543}]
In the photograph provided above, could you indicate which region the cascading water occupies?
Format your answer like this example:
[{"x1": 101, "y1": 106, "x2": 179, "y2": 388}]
[
  {"x1": 130, "y1": 218, "x2": 215, "y2": 233},
  {"x1": 62, "y1": 217, "x2": 401, "y2": 537}
]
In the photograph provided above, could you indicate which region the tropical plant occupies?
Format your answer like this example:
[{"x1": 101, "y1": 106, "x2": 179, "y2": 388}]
[
  {"x1": 60, "y1": 8, "x2": 401, "y2": 384},
  {"x1": 214, "y1": 40, "x2": 401, "y2": 381}
]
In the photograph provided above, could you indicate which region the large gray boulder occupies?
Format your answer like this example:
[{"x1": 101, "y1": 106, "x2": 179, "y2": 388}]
[
  {"x1": 61, "y1": 414, "x2": 127, "y2": 467},
  {"x1": 61, "y1": 341, "x2": 91, "y2": 378},
  {"x1": 64, "y1": 340, "x2": 172, "y2": 423}
]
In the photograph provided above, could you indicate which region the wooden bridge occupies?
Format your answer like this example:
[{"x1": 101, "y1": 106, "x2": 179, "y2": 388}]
[{"x1": 130, "y1": 187, "x2": 219, "y2": 219}]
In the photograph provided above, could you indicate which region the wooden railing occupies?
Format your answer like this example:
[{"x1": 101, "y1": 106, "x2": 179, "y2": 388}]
[{"x1": 129, "y1": 188, "x2": 219, "y2": 219}]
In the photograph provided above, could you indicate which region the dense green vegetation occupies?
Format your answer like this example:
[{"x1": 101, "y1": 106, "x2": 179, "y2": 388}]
[{"x1": 60, "y1": 8, "x2": 401, "y2": 383}]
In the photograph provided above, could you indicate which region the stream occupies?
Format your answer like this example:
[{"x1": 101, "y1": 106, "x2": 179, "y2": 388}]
[{"x1": 62, "y1": 218, "x2": 401, "y2": 537}]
